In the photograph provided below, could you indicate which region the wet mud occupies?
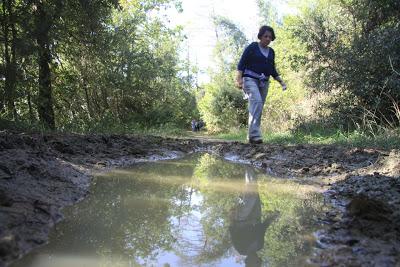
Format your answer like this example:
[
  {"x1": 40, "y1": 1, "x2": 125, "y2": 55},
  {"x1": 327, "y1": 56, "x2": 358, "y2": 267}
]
[{"x1": 0, "y1": 131, "x2": 399, "y2": 266}]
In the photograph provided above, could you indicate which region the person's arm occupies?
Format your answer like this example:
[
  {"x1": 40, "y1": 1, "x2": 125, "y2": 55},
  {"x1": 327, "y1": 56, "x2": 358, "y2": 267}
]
[
  {"x1": 236, "y1": 70, "x2": 243, "y2": 88},
  {"x1": 270, "y1": 49, "x2": 287, "y2": 91},
  {"x1": 236, "y1": 43, "x2": 253, "y2": 89},
  {"x1": 274, "y1": 76, "x2": 287, "y2": 90}
]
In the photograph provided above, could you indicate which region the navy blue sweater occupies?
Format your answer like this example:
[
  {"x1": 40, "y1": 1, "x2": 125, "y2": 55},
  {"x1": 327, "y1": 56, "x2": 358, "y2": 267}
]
[{"x1": 237, "y1": 42, "x2": 279, "y2": 79}]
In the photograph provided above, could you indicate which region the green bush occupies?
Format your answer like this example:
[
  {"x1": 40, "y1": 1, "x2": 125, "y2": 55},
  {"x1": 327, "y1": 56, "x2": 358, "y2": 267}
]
[
  {"x1": 288, "y1": 0, "x2": 400, "y2": 128},
  {"x1": 198, "y1": 83, "x2": 247, "y2": 133}
]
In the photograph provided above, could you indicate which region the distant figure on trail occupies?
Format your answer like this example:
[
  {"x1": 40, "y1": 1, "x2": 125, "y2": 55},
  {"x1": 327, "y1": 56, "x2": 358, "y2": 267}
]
[
  {"x1": 229, "y1": 167, "x2": 279, "y2": 267},
  {"x1": 196, "y1": 120, "x2": 204, "y2": 131},
  {"x1": 191, "y1": 119, "x2": 204, "y2": 132},
  {"x1": 191, "y1": 119, "x2": 197, "y2": 132},
  {"x1": 236, "y1": 25, "x2": 287, "y2": 144}
]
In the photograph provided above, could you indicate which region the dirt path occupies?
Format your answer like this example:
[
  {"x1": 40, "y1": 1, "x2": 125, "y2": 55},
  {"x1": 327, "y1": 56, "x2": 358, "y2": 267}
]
[
  {"x1": 183, "y1": 130, "x2": 232, "y2": 142},
  {"x1": 0, "y1": 131, "x2": 399, "y2": 266}
]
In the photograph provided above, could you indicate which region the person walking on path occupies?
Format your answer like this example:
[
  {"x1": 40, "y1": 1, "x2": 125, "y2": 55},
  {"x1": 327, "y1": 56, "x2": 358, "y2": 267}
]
[
  {"x1": 191, "y1": 119, "x2": 197, "y2": 132},
  {"x1": 236, "y1": 25, "x2": 287, "y2": 144}
]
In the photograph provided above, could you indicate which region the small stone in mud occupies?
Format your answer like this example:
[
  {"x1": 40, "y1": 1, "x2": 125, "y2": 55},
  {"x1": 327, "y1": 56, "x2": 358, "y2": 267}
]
[
  {"x1": 95, "y1": 161, "x2": 107, "y2": 167},
  {"x1": 253, "y1": 153, "x2": 266, "y2": 160},
  {"x1": 346, "y1": 239, "x2": 359, "y2": 246},
  {"x1": 0, "y1": 191, "x2": 13, "y2": 207},
  {"x1": 0, "y1": 234, "x2": 19, "y2": 258},
  {"x1": 347, "y1": 196, "x2": 392, "y2": 222},
  {"x1": 302, "y1": 167, "x2": 310, "y2": 173}
]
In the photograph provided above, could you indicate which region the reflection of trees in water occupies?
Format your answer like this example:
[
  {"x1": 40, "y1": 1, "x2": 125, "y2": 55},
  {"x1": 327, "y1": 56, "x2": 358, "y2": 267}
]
[
  {"x1": 172, "y1": 154, "x2": 255, "y2": 266},
  {"x1": 47, "y1": 160, "x2": 198, "y2": 265},
  {"x1": 175, "y1": 154, "x2": 326, "y2": 267},
  {"x1": 172, "y1": 200, "x2": 233, "y2": 266},
  {"x1": 173, "y1": 208, "x2": 233, "y2": 266},
  {"x1": 114, "y1": 161, "x2": 198, "y2": 263},
  {"x1": 46, "y1": 153, "x2": 325, "y2": 267},
  {"x1": 258, "y1": 182, "x2": 326, "y2": 267}
]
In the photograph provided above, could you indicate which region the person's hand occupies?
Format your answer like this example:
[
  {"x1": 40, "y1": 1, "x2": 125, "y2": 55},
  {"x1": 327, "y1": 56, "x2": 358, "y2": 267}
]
[
  {"x1": 236, "y1": 78, "x2": 243, "y2": 89},
  {"x1": 281, "y1": 81, "x2": 287, "y2": 91}
]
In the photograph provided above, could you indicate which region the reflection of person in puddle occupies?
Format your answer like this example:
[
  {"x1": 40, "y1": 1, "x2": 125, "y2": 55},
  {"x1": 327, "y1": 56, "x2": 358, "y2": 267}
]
[{"x1": 229, "y1": 167, "x2": 279, "y2": 267}]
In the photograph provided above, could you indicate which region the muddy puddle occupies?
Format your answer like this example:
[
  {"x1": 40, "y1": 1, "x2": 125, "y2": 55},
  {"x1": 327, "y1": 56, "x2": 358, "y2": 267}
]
[{"x1": 11, "y1": 153, "x2": 327, "y2": 267}]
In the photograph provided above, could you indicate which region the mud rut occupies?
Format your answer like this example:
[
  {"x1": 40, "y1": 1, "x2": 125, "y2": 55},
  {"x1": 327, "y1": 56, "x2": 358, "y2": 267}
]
[{"x1": 0, "y1": 131, "x2": 399, "y2": 267}]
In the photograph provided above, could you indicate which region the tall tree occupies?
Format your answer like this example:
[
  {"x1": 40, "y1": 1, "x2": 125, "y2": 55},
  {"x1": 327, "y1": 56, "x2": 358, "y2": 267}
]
[
  {"x1": 33, "y1": 0, "x2": 59, "y2": 129},
  {"x1": 1, "y1": 0, "x2": 197, "y2": 131},
  {"x1": 198, "y1": 16, "x2": 248, "y2": 132},
  {"x1": 288, "y1": 0, "x2": 400, "y2": 127},
  {"x1": 1, "y1": 0, "x2": 18, "y2": 119},
  {"x1": 257, "y1": 0, "x2": 278, "y2": 26},
  {"x1": 30, "y1": 0, "x2": 118, "y2": 129}
]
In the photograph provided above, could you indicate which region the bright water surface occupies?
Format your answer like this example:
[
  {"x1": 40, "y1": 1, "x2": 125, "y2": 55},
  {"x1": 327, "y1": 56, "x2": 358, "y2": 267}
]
[{"x1": 12, "y1": 153, "x2": 326, "y2": 267}]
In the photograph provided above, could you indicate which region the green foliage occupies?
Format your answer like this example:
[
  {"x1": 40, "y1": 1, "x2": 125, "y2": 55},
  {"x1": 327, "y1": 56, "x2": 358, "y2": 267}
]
[
  {"x1": 0, "y1": 0, "x2": 198, "y2": 132},
  {"x1": 261, "y1": 17, "x2": 309, "y2": 132},
  {"x1": 198, "y1": 81, "x2": 246, "y2": 133},
  {"x1": 288, "y1": 0, "x2": 400, "y2": 128},
  {"x1": 197, "y1": 16, "x2": 248, "y2": 133},
  {"x1": 199, "y1": 3, "x2": 311, "y2": 135},
  {"x1": 257, "y1": 0, "x2": 279, "y2": 26},
  {"x1": 213, "y1": 16, "x2": 248, "y2": 52},
  {"x1": 2, "y1": 0, "x2": 399, "y2": 139}
]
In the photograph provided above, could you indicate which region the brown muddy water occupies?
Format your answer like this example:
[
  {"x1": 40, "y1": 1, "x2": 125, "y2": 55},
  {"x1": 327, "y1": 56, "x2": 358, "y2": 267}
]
[{"x1": 11, "y1": 153, "x2": 327, "y2": 267}]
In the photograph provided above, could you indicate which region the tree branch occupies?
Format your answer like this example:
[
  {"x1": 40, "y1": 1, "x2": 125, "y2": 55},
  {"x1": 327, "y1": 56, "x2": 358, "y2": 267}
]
[{"x1": 389, "y1": 56, "x2": 400, "y2": 76}]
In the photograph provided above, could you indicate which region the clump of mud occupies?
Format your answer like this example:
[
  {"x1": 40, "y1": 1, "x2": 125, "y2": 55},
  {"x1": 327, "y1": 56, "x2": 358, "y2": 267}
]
[
  {"x1": 0, "y1": 141, "x2": 90, "y2": 267},
  {"x1": 313, "y1": 173, "x2": 400, "y2": 266},
  {"x1": 0, "y1": 130, "x2": 399, "y2": 267}
]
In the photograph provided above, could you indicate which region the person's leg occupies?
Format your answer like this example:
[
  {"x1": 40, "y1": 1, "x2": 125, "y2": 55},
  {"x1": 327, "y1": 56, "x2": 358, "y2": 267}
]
[
  {"x1": 253, "y1": 81, "x2": 268, "y2": 139},
  {"x1": 243, "y1": 77, "x2": 264, "y2": 142}
]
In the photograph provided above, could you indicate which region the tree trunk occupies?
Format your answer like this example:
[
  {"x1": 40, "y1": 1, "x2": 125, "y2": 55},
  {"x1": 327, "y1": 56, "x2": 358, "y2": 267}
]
[
  {"x1": 10, "y1": 1, "x2": 17, "y2": 120},
  {"x1": 35, "y1": 2, "x2": 55, "y2": 129},
  {"x1": 27, "y1": 88, "x2": 35, "y2": 123},
  {"x1": 2, "y1": 0, "x2": 18, "y2": 120},
  {"x1": 83, "y1": 80, "x2": 93, "y2": 119},
  {"x1": 101, "y1": 87, "x2": 109, "y2": 110}
]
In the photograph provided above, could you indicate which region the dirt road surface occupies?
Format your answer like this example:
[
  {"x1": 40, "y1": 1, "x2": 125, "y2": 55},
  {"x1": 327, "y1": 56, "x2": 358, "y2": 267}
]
[{"x1": 0, "y1": 131, "x2": 399, "y2": 266}]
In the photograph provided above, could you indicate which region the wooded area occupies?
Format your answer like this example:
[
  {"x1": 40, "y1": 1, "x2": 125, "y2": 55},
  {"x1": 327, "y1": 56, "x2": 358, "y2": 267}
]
[
  {"x1": 1, "y1": 2, "x2": 400, "y2": 265},
  {"x1": 0, "y1": 0, "x2": 399, "y2": 138},
  {"x1": 200, "y1": 0, "x2": 400, "y2": 136},
  {"x1": 0, "y1": 0, "x2": 197, "y2": 131}
]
